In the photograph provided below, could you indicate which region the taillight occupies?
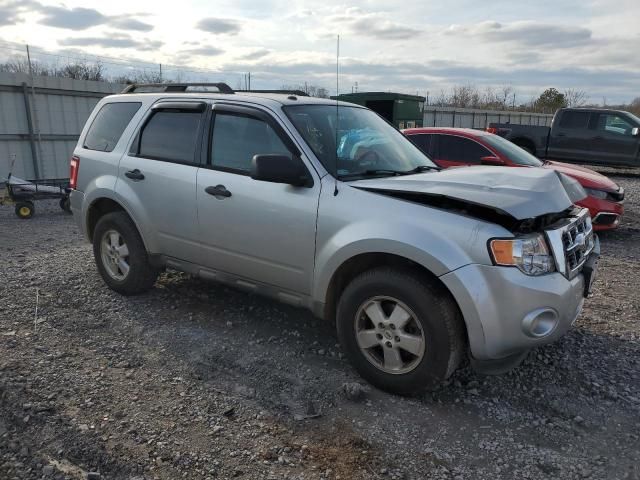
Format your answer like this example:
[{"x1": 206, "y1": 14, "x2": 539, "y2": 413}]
[
  {"x1": 486, "y1": 127, "x2": 498, "y2": 134},
  {"x1": 69, "y1": 155, "x2": 80, "y2": 190}
]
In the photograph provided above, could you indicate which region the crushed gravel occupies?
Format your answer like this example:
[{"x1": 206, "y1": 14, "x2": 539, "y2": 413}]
[{"x1": 1, "y1": 175, "x2": 639, "y2": 480}]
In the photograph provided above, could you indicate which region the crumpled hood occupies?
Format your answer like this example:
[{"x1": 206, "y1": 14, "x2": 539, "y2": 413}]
[{"x1": 349, "y1": 166, "x2": 585, "y2": 220}]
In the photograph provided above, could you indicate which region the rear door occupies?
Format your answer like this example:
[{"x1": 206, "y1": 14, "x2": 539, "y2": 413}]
[
  {"x1": 431, "y1": 134, "x2": 493, "y2": 168},
  {"x1": 196, "y1": 103, "x2": 320, "y2": 295},
  {"x1": 587, "y1": 112, "x2": 640, "y2": 166},
  {"x1": 547, "y1": 110, "x2": 595, "y2": 163},
  {"x1": 116, "y1": 101, "x2": 206, "y2": 263}
]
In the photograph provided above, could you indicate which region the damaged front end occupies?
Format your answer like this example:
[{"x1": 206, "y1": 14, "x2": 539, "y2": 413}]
[
  {"x1": 350, "y1": 167, "x2": 588, "y2": 234},
  {"x1": 351, "y1": 166, "x2": 597, "y2": 282}
]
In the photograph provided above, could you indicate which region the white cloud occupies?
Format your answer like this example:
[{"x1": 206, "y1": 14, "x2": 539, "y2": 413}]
[{"x1": 0, "y1": 0, "x2": 639, "y2": 102}]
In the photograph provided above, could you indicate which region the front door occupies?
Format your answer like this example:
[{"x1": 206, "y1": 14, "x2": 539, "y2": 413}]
[
  {"x1": 588, "y1": 112, "x2": 640, "y2": 167},
  {"x1": 432, "y1": 134, "x2": 493, "y2": 168},
  {"x1": 196, "y1": 103, "x2": 320, "y2": 295}
]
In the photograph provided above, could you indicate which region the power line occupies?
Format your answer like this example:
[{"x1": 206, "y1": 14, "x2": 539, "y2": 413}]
[{"x1": 0, "y1": 41, "x2": 246, "y2": 77}]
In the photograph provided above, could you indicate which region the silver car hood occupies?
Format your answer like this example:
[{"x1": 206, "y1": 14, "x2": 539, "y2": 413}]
[{"x1": 350, "y1": 166, "x2": 584, "y2": 220}]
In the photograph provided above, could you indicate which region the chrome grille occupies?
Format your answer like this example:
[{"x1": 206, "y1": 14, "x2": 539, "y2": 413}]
[{"x1": 545, "y1": 209, "x2": 595, "y2": 279}]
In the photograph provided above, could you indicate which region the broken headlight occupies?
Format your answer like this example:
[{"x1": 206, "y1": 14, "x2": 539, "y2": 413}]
[{"x1": 489, "y1": 233, "x2": 555, "y2": 276}]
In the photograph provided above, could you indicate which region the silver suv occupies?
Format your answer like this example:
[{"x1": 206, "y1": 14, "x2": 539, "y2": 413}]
[{"x1": 70, "y1": 83, "x2": 599, "y2": 394}]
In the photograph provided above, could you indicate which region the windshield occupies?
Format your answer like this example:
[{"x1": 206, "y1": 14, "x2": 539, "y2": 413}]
[
  {"x1": 283, "y1": 105, "x2": 437, "y2": 179},
  {"x1": 627, "y1": 112, "x2": 640, "y2": 125},
  {"x1": 482, "y1": 134, "x2": 543, "y2": 167}
]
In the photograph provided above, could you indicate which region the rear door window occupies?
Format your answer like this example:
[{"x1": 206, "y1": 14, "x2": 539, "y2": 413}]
[
  {"x1": 436, "y1": 135, "x2": 492, "y2": 164},
  {"x1": 84, "y1": 102, "x2": 141, "y2": 152},
  {"x1": 136, "y1": 110, "x2": 203, "y2": 164},
  {"x1": 558, "y1": 111, "x2": 590, "y2": 129}
]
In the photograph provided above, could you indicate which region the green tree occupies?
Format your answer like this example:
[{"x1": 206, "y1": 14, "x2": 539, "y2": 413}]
[{"x1": 534, "y1": 88, "x2": 567, "y2": 113}]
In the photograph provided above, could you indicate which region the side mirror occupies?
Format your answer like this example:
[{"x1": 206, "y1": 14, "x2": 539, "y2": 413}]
[
  {"x1": 250, "y1": 154, "x2": 310, "y2": 187},
  {"x1": 632, "y1": 127, "x2": 639, "y2": 137},
  {"x1": 480, "y1": 156, "x2": 506, "y2": 166}
]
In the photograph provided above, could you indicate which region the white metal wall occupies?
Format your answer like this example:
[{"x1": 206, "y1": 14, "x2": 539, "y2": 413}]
[
  {"x1": 0, "y1": 72, "x2": 123, "y2": 180},
  {"x1": 423, "y1": 107, "x2": 553, "y2": 129}
]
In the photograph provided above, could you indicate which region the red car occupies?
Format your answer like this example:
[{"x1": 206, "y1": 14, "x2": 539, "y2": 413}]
[{"x1": 403, "y1": 127, "x2": 624, "y2": 231}]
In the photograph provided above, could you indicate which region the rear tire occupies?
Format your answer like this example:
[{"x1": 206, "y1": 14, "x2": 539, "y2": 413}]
[
  {"x1": 336, "y1": 267, "x2": 465, "y2": 395},
  {"x1": 15, "y1": 201, "x2": 34, "y2": 219},
  {"x1": 93, "y1": 211, "x2": 159, "y2": 295}
]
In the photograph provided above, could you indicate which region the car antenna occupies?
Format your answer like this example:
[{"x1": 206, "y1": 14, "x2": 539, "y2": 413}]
[{"x1": 334, "y1": 34, "x2": 340, "y2": 196}]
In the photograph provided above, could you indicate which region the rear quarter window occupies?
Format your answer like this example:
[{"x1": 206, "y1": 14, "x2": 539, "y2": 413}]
[{"x1": 84, "y1": 102, "x2": 141, "y2": 152}]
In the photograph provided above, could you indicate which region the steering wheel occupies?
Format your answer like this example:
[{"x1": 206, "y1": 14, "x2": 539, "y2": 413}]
[{"x1": 356, "y1": 149, "x2": 382, "y2": 168}]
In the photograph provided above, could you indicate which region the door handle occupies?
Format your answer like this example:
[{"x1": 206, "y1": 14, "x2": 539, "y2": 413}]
[
  {"x1": 556, "y1": 133, "x2": 566, "y2": 137},
  {"x1": 205, "y1": 185, "x2": 232, "y2": 198},
  {"x1": 125, "y1": 169, "x2": 145, "y2": 181}
]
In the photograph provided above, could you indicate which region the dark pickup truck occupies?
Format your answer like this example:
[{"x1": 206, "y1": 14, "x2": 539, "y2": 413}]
[{"x1": 488, "y1": 108, "x2": 640, "y2": 167}]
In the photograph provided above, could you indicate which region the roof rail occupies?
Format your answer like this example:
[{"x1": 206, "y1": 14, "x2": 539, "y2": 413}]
[
  {"x1": 236, "y1": 89, "x2": 309, "y2": 97},
  {"x1": 120, "y1": 83, "x2": 234, "y2": 94}
]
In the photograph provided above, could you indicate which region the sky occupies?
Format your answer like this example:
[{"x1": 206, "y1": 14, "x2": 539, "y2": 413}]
[{"x1": 0, "y1": 0, "x2": 639, "y2": 103}]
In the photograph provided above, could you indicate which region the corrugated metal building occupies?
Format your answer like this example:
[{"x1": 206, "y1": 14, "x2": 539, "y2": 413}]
[{"x1": 0, "y1": 72, "x2": 122, "y2": 180}]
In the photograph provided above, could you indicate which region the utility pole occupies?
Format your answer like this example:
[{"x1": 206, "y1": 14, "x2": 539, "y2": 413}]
[
  {"x1": 159, "y1": 64, "x2": 162, "y2": 83},
  {"x1": 248, "y1": 72, "x2": 251, "y2": 90},
  {"x1": 26, "y1": 44, "x2": 43, "y2": 179}
]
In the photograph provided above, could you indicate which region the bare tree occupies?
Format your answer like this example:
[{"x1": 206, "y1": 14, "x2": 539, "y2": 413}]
[
  {"x1": 564, "y1": 89, "x2": 589, "y2": 107},
  {"x1": 0, "y1": 57, "x2": 53, "y2": 76},
  {"x1": 280, "y1": 83, "x2": 329, "y2": 98},
  {"x1": 56, "y1": 61, "x2": 104, "y2": 81}
]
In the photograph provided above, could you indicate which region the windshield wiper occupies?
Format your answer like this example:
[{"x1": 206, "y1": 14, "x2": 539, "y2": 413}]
[
  {"x1": 338, "y1": 165, "x2": 440, "y2": 180},
  {"x1": 338, "y1": 169, "x2": 406, "y2": 180},
  {"x1": 403, "y1": 165, "x2": 440, "y2": 174}
]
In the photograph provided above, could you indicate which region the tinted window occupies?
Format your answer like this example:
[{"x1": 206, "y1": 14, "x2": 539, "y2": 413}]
[
  {"x1": 211, "y1": 113, "x2": 290, "y2": 172},
  {"x1": 559, "y1": 111, "x2": 590, "y2": 129},
  {"x1": 408, "y1": 134, "x2": 432, "y2": 156},
  {"x1": 138, "y1": 111, "x2": 202, "y2": 163},
  {"x1": 593, "y1": 114, "x2": 634, "y2": 136},
  {"x1": 437, "y1": 135, "x2": 491, "y2": 164},
  {"x1": 84, "y1": 102, "x2": 141, "y2": 152}
]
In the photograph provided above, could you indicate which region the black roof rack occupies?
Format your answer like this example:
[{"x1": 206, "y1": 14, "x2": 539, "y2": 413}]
[
  {"x1": 121, "y1": 83, "x2": 234, "y2": 94},
  {"x1": 236, "y1": 89, "x2": 309, "y2": 97}
]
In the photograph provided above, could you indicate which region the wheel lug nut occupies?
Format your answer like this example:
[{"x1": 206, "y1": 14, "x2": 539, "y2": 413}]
[
  {"x1": 385, "y1": 341, "x2": 392, "y2": 348},
  {"x1": 390, "y1": 324, "x2": 396, "y2": 330},
  {"x1": 395, "y1": 336, "x2": 400, "y2": 342},
  {"x1": 376, "y1": 333, "x2": 383, "y2": 340},
  {"x1": 378, "y1": 322, "x2": 384, "y2": 329}
]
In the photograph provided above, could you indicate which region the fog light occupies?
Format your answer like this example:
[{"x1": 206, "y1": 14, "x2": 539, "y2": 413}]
[{"x1": 522, "y1": 308, "x2": 558, "y2": 338}]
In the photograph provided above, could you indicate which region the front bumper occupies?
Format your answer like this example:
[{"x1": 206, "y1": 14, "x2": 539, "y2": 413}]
[
  {"x1": 577, "y1": 195, "x2": 623, "y2": 231},
  {"x1": 441, "y1": 262, "x2": 589, "y2": 361}
]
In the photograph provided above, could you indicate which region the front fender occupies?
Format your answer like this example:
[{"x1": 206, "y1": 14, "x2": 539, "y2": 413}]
[{"x1": 312, "y1": 178, "x2": 508, "y2": 303}]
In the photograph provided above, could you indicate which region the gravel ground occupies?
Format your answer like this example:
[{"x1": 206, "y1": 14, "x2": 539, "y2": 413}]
[{"x1": 1, "y1": 176, "x2": 639, "y2": 480}]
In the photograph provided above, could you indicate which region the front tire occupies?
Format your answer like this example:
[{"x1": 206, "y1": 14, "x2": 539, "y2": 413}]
[
  {"x1": 337, "y1": 267, "x2": 465, "y2": 395},
  {"x1": 92, "y1": 212, "x2": 159, "y2": 295}
]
